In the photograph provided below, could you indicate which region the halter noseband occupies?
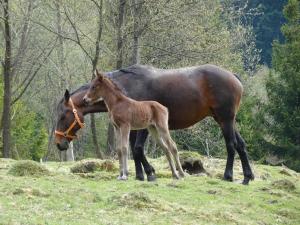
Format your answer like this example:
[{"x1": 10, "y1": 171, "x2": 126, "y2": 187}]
[{"x1": 55, "y1": 98, "x2": 85, "y2": 140}]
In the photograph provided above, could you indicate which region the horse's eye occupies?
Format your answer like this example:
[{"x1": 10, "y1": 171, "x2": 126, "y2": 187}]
[{"x1": 92, "y1": 86, "x2": 96, "y2": 90}]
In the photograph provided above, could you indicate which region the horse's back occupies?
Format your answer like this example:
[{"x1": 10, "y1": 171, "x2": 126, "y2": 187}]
[{"x1": 117, "y1": 64, "x2": 243, "y2": 129}]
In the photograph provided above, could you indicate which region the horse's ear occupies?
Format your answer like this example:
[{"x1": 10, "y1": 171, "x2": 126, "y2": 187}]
[{"x1": 64, "y1": 89, "x2": 70, "y2": 102}]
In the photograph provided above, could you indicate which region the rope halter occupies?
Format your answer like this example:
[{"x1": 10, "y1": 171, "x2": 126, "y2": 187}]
[{"x1": 55, "y1": 98, "x2": 85, "y2": 140}]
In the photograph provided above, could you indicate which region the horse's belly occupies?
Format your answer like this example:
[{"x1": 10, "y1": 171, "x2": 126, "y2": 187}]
[{"x1": 168, "y1": 105, "x2": 210, "y2": 130}]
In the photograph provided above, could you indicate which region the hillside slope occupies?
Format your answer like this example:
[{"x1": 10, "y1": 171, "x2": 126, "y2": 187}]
[{"x1": 0, "y1": 156, "x2": 299, "y2": 225}]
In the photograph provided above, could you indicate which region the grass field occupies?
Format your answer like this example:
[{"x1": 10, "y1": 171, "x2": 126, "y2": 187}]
[{"x1": 0, "y1": 155, "x2": 299, "y2": 225}]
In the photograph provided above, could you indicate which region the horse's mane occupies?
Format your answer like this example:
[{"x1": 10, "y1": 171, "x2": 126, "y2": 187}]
[{"x1": 119, "y1": 64, "x2": 155, "y2": 77}]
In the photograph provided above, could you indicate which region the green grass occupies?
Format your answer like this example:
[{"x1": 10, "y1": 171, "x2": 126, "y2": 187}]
[{"x1": 0, "y1": 157, "x2": 299, "y2": 225}]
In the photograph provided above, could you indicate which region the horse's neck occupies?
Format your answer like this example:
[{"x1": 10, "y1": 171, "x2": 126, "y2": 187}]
[{"x1": 72, "y1": 92, "x2": 107, "y2": 115}]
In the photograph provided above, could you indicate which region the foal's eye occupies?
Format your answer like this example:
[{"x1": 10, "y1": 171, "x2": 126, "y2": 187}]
[{"x1": 92, "y1": 86, "x2": 96, "y2": 90}]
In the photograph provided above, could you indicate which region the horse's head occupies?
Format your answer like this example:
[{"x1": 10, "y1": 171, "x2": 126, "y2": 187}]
[{"x1": 55, "y1": 89, "x2": 85, "y2": 151}]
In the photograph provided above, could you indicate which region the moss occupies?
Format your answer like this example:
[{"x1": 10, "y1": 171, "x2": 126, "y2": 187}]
[
  {"x1": 179, "y1": 151, "x2": 206, "y2": 175},
  {"x1": 7, "y1": 160, "x2": 50, "y2": 177},
  {"x1": 179, "y1": 151, "x2": 203, "y2": 161}
]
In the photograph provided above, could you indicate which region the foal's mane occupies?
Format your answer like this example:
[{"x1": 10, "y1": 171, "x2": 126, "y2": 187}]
[{"x1": 102, "y1": 75, "x2": 127, "y2": 97}]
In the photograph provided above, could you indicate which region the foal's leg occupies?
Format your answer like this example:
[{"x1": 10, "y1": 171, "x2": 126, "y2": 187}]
[
  {"x1": 120, "y1": 125, "x2": 130, "y2": 180},
  {"x1": 135, "y1": 130, "x2": 156, "y2": 181},
  {"x1": 235, "y1": 130, "x2": 254, "y2": 185},
  {"x1": 148, "y1": 126, "x2": 179, "y2": 179},
  {"x1": 158, "y1": 127, "x2": 185, "y2": 178},
  {"x1": 115, "y1": 128, "x2": 124, "y2": 180}
]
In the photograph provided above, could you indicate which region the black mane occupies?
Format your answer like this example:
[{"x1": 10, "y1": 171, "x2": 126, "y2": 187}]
[{"x1": 119, "y1": 64, "x2": 155, "y2": 77}]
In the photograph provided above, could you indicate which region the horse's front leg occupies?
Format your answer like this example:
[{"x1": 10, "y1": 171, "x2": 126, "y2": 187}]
[
  {"x1": 130, "y1": 131, "x2": 144, "y2": 181},
  {"x1": 134, "y1": 129, "x2": 156, "y2": 181},
  {"x1": 120, "y1": 125, "x2": 130, "y2": 180}
]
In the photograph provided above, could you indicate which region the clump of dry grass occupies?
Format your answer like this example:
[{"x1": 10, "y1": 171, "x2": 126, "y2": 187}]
[
  {"x1": 271, "y1": 179, "x2": 296, "y2": 191},
  {"x1": 8, "y1": 160, "x2": 50, "y2": 177},
  {"x1": 70, "y1": 159, "x2": 117, "y2": 173}
]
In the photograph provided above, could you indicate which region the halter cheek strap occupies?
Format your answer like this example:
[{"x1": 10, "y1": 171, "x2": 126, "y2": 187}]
[{"x1": 55, "y1": 98, "x2": 85, "y2": 140}]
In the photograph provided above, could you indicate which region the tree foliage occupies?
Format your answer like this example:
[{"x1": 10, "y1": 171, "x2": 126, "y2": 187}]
[{"x1": 266, "y1": 0, "x2": 300, "y2": 170}]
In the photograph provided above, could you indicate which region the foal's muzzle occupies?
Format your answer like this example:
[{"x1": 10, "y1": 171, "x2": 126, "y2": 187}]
[{"x1": 83, "y1": 95, "x2": 91, "y2": 105}]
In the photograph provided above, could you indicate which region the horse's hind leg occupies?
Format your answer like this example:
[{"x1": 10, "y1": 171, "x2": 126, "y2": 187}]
[
  {"x1": 235, "y1": 130, "x2": 254, "y2": 185},
  {"x1": 135, "y1": 130, "x2": 156, "y2": 181},
  {"x1": 148, "y1": 126, "x2": 179, "y2": 179},
  {"x1": 220, "y1": 120, "x2": 237, "y2": 182}
]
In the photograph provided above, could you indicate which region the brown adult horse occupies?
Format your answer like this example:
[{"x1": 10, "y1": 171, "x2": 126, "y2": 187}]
[
  {"x1": 83, "y1": 70, "x2": 185, "y2": 180},
  {"x1": 55, "y1": 64, "x2": 254, "y2": 184}
]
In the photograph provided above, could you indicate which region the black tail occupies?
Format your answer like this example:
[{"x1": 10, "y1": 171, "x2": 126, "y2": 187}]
[{"x1": 233, "y1": 73, "x2": 242, "y2": 83}]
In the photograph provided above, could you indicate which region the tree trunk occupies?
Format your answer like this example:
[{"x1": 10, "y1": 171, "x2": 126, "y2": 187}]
[
  {"x1": 131, "y1": 0, "x2": 142, "y2": 64},
  {"x1": 106, "y1": 0, "x2": 126, "y2": 155},
  {"x1": 106, "y1": 123, "x2": 115, "y2": 156},
  {"x1": 90, "y1": 0, "x2": 104, "y2": 159},
  {"x1": 116, "y1": 0, "x2": 126, "y2": 69},
  {"x1": 55, "y1": 0, "x2": 74, "y2": 161},
  {"x1": 2, "y1": 0, "x2": 12, "y2": 158}
]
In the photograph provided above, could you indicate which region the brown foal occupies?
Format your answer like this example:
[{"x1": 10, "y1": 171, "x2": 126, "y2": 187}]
[{"x1": 83, "y1": 70, "x2": 185, "y2": 180}]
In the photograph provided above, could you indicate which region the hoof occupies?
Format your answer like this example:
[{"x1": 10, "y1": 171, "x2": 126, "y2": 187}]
[
  {"x1": 179, "y1": 171, "x2": 186, "y2": 178},
  {"x1": 172, "y1": 174, "x2": 180, "y2": 180},
  {"x1": 136, "y1": 174, "x2": 145, "y2": 181},
  {"x1": 117, "y1": 175, "x2": 128, "y2": 181},
  {"x1": 242, "y1": 174, "x2": 255, "y2": 185},
  {"x1": 223, "y1": 174, "x2": 233, "y2": 182},
  {"x1": 147, "y1": 173, "x2": 156, "y2": 182}
]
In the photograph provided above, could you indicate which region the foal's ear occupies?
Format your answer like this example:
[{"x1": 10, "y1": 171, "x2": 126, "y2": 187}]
[
  {"x1": 64, "y1": 89, "x2": 70, "y2": 102},
  {"x1": 95, "y1": 69, "x2": 104, "y2": 81}
]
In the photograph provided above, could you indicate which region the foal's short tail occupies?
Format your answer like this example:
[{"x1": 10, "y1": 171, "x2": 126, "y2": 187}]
[{"x1": 150, "y1": 102, "x2": 169, "y2": 129}]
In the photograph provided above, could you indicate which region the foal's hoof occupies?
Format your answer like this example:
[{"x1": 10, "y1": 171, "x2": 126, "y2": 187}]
[
  {"x1": 147, "y1": 173, "x2": 156, "y2": 182},
  {"x1": 173, "y1": 174, "x2": 180, "y2": 180},
  {"x1": 117, "y1": 175, "x2": 128, "y2": 181}
]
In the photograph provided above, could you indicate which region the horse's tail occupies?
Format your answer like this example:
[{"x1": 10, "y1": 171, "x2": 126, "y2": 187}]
[{"x1": 233, "y1": 73, "x2": 242, "y2": 83}]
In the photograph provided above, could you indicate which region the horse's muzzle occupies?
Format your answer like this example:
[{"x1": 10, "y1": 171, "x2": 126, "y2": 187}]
[{"x1": 56, "y1": 139, "x2": 69, "y2": 151}]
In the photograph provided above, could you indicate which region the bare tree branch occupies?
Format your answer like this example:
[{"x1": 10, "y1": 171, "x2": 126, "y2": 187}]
[
  {"x1": 11, "y1": 38, "x2": 58, "y2": 105},
  {"x1": 63, "y1": 7, "x2": 93, "y2": 61},
  {"x1": 11, "y1": 0, "x2": 34, "y2": 76},
  {"x1": 30, "y1": 18, "x2": 93, "y2": 61}
]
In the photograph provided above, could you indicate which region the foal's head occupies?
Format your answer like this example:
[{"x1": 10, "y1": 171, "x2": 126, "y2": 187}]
[{"x1": 83, "y1": 69, "x2": 116, "y2": 104}]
